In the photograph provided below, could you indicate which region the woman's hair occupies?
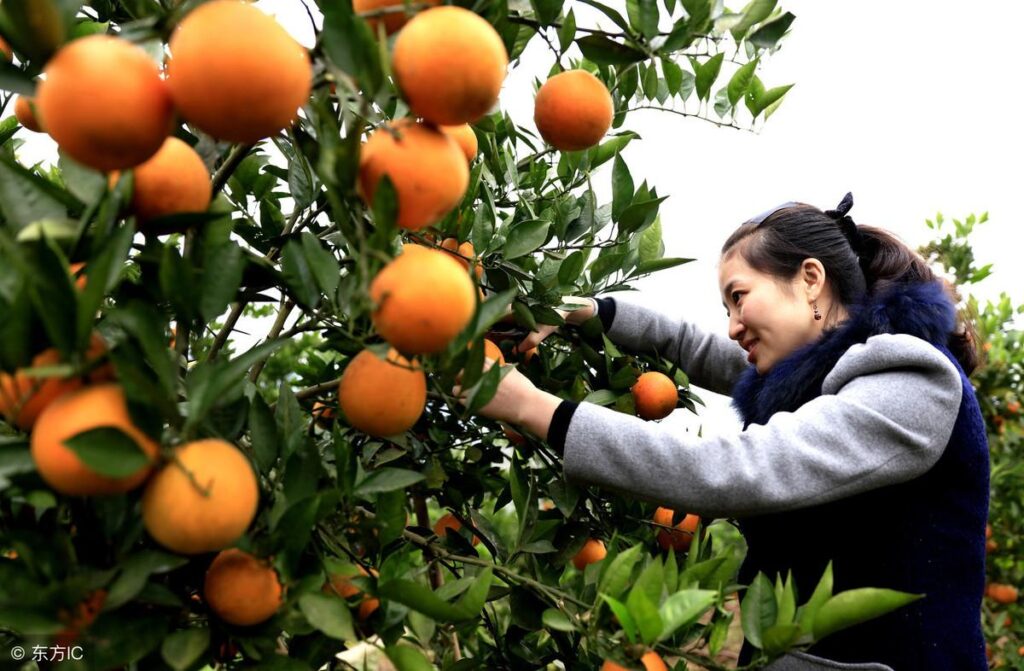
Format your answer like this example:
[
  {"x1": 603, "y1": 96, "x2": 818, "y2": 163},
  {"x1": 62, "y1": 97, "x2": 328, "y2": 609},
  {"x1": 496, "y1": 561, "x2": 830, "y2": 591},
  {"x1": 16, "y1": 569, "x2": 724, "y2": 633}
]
[{"x1": 721, "y1": 194, "x2": 979, "y2": 374}]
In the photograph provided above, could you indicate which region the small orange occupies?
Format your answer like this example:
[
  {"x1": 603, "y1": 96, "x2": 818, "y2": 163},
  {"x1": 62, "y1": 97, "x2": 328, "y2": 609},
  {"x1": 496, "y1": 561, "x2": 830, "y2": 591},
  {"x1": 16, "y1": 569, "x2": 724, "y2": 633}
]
[
  {"x1": 534, "y1": 69, "x2": 613, "y2": 151},
  {"x1": 433, "y1": 513, "x2": 480, "y2": 545},
  {"x1": 337, "y1": 348, "x2": 427, "y2": 437},
  {"x1": 0, "y1": 36, "x2": 11, "y2": 60},
  {"x1": 572, "y1": 538, "x2": 607, "y2": 570},
  {"x1": 353, "y1": 0, "x2": 442, "y2": 35},
  {"x1": 204, "y1": 549, "x2": 283, "y2": 626},
  {"x1": 631, "y1": 371, "x2": 678, "y2": 421},
  {"x1": 602, "y1": 652, "x2": 668, "y2": 671},
  {"x1": 440, "y1": 237, "x2": 483, "y2": 279},
  {"x1": 312, "y1": 400, "x2": 336, "y2": 429},
  {"x1": 14, "y1": 96, "x2": 43, "y2": 133},
  {"x1": 440, "y1": 124, "x2": 478, "y2": 162},
  {"x1": 986, "y1": 583, "x2": 1019, "y2": 605},
  {"x1": 116, "y1": 136, "x2": 212, "y2": 227},
  {"x1": 653, "y1": 507, "x2": 700, "y2": 552},
  {"x1": 325, "y1": 565, "x2": 380, "y2": 620}
]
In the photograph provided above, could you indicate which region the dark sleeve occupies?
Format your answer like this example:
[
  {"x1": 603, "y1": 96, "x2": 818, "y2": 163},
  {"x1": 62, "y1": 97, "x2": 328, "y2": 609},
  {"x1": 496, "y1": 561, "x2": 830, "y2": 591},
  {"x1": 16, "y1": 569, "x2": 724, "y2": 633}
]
[
  {"x1": 546, "y1": 400, "x2": 580, "y2": 454},
  {"x1": 595, "y1": 297, "x2": 616, "y2": 331}
]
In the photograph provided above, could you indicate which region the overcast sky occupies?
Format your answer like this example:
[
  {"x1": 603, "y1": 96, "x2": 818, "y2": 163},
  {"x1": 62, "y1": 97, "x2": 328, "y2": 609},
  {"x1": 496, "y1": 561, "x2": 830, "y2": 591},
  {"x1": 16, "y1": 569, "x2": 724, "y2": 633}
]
[{"x1": 7, "y1": 1, "x2": 1021, "y2": 430}]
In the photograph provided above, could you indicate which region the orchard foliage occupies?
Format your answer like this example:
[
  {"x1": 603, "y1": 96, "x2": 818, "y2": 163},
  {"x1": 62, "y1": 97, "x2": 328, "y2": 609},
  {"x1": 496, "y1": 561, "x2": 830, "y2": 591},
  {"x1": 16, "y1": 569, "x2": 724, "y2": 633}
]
[{"x1": 0, "y1": 0, "x2": 921, "y2": 669}]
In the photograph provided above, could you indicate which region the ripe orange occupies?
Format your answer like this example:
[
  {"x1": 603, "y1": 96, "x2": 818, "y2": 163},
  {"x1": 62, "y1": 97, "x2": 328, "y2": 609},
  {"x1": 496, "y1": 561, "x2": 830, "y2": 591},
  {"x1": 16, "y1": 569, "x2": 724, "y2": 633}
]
[
  {"x1": 354, "y1": 0, "x2": 441, "y2": 35},
  {"x1": 440, "y1": 124, "x2": 478, "y2": 162},
  {"x1": 631, "y1": 372, "x2": 678, "y2": 420},
  {"x1": 0, "y1": 36, "x2": 11, "y2": 60},
  {"x1": 440, "y1": 237, "x2": 483, "y2": 279},
  {"x1": 392, "y1": 7, "x2": 508, "y2": 125},
  {"x1": 116, "y1": 137, "x2": 212, "y2": 227},
  {"x1": 434, "y1": 512, "x2": 480, "y2": 545},
  {"x1": 359, "y1": 119, "x2": 469, "y2": 231},
  {"x1": 369, "y1": 245, "x2": 476, "y2": 354},
  {"x1": 534, "y1": 69, "x2": 613, "y2": 151},
  {"x1": 986, "y1": 583, "x2": 1019, "y2": 605},
  {"x1": 167, "y1": 0, "x2": 312, "y2": 144},
  {"x1": 312, "y1": 400, "x2": 336, "y2": 429},
  {"x1": 653, "y1": 507, "x2": 700, "y2": 552},
  {"x1": 14, "y1": 97, "x2": 43, "y2": 133},
  {"x1": 37, "y1": 35, "x2": 172, "y2": 171},
  {"x1": 30, "y1": 384, "x2": 159, "y2": 496},
  {"x1": 0, "y1": 334, "x2": 112, "y2": 431},
  {"x1": 1008, "y1": 400, "x2": 1020, "y2": 414},
  {"x1": 602, "y1": 652, "x2": 668, "y2": 671},
  {"x1": 483, "y1": 339, "x2": 505, "y2": 365},
  {"x1": 325, "y1": 565, "x2": 380, "y2": 620},
  {"x1": 54, "y1": 588, "x2": 107, "y2": 647},
  {"x1": 142, "y1": 439, "x2": 259, "y2": 554},
  {"x1": 204, "y1": 549, "x2": 283, "y2": 625},
  {"x1": 337, "y1": 348, "x2": 427, "y2": 437},
  {"x1": 572, "y1": 538, "x2": 607, "y2": 570}
]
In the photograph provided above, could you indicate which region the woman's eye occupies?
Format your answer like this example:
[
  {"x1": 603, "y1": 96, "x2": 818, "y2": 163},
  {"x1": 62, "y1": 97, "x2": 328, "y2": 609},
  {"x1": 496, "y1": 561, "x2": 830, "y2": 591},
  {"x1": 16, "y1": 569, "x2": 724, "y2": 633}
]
[{"x1": 731, "y1": 291, "x2": 743, "y2": 304}]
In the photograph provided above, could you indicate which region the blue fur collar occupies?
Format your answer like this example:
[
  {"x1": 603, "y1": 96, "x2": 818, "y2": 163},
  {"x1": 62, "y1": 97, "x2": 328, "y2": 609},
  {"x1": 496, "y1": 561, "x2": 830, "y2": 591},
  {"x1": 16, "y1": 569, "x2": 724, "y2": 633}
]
[{"x1": 731, "y1": 281, "x2": 956, "y2": 427}]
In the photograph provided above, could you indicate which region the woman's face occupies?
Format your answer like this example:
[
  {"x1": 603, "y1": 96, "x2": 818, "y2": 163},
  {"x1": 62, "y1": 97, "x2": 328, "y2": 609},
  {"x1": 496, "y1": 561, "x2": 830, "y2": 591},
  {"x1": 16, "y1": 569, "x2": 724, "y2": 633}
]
[{"x1": 718, "y1": 250, "x2": 824, "y2": 374}]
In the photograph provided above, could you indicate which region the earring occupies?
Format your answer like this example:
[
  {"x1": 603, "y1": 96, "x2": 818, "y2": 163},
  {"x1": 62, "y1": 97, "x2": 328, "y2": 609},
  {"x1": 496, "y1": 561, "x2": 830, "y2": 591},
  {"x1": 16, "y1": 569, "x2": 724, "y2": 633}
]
[{"x1": 813, "y1": 303, "x2": 822, "y2": 321}]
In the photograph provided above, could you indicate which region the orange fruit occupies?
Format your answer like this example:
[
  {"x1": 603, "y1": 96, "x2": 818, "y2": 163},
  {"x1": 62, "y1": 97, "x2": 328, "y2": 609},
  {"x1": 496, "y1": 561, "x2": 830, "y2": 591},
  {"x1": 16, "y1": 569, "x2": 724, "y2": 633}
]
[
  {"x1": 0, "y1": 36, "x2": 11, "y2": 60},
  {"x1": 30, "y1": 384, "x2": 159, "y2": 496},
  {"x1": 37, "y1": 35, "x2": 172, "y2": 171},
  {"x1": 572, "y1": 538, "x2": 607, "y2": 570},
  {"x1": 0, "y1": 334, "x2": 112, "y2": 431},
  {"x1": 502, "y1": 425, "x2": 526, "y2": 446},
  {"x1": 167, "y1": 0, "x2": 312, "y2": 144},
  {"x1": 325, "y1": 565, "x2": 380, "y2": 620},
  {"x1": 337, "y1": 348, "x2": 427, "y2": 437},
  {"x1": 483, "y1": 339, "x2": 505, "y2": 365},
  {"x1": 440, "y1": 124, "x2": 478, "y2": 162},
  {"x1": 369, "y1": 246, "x2": 476, "y2": 354},
  {"x1": 1008, "y1": 400, "x2": 1020, "y2": 414},
  {"x1": 986, "y1": 583, "x2": 1019, "y2": 605},
  {"x1": 440, "y1": 237, "x2": 483, "y2": 279},
  {"x1": 204, "y1": 549, "x2": 283, "y2": 626},
  {"x1": 142, "y1": 439, "x2": 259, "y2": 554},
  {"x1": 631, "y1": 372, "x2": 678, "y2": 421},
  {"x1": 69, "y1": 262, "x2": 88, "y2": 291},
  {"x1": 312, "y1": 400, "x2": 336, "y2": 429},
  {"x1": 115, "y1": 137, "x2": 212, "y2": 227},
  {"x1": 392, "y1": 7, "x2": 508, "y2": 125},
  {"x1": 434, "y1": 512, "x2": 480, "y2": 545},
  {"x1": 534, "y1": 69, "x2": 613, "y2": 151},
  {"x1": 54, "y1": 588, "x2": 108, "y2": 647},
  {"x1": 354, "y1": 0, "x2": 442, "y2": 35},
  {"x1": 602, "y1": 652, "x2": 668, "y2": 671},
  {"x1": 14, "y1": 96, "x2": 43, "y2": 133},
  {"x1": 359, "y1": 119, "x2": 469, "y2": 231},
  {"x1": 653, "y1": 507, "x2": 700, "y2": 552}
]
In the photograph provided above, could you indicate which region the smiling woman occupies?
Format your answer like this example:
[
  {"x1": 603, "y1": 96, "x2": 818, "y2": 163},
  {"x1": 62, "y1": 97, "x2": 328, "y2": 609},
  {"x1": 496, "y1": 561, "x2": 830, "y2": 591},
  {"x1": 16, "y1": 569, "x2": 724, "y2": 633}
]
[{"x1": 466, "y1": 193, "x2": 990, "y2": 671}]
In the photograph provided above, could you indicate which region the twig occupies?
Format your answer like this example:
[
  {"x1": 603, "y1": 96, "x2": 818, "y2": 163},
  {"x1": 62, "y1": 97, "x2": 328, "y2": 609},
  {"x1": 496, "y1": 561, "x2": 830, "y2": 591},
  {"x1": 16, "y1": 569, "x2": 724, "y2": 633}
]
[
  {"x1": 211, "y1": 143, "x2": 254, "y2": 196},
  {"x1": 248, "y1": 300, "x2": 296, "y2": 383}
]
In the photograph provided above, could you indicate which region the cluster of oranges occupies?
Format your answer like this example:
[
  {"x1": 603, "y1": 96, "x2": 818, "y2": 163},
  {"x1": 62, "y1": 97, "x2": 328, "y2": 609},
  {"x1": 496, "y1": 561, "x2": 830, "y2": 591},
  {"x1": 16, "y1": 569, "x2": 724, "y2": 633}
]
[{"x1": 9, "y1": 0, "x2": 312, "y2": 230}]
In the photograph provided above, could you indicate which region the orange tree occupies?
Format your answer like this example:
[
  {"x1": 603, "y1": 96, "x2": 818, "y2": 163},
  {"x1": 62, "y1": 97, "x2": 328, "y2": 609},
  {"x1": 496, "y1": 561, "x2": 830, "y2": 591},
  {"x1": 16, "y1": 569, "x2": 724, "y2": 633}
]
[
  {"x1": 0, "y1": 1, "x2": 919, "y2": 669},
  {"x1": 918, "y1": 213, "x2": 1024, "y2": 667}
]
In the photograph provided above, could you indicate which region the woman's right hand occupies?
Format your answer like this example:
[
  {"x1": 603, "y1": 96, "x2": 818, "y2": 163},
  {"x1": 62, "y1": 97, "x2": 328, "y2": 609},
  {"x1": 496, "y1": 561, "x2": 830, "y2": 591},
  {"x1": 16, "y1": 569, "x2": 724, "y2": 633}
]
[{"x1": 513, "y1": 296, "x2": 596, "y2": 353}]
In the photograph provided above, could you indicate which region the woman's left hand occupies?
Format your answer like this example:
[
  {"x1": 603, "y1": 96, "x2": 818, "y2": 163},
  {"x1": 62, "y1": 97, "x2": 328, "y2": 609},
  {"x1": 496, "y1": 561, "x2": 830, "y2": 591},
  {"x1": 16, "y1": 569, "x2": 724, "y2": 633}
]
[{"x1": 453, "y1": 360, "x2": 537, "y2": 425}]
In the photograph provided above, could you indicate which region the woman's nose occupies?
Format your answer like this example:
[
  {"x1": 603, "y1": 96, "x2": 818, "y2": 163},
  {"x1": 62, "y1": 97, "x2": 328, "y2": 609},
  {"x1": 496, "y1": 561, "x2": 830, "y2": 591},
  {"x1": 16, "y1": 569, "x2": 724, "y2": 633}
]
[{"x1": 728, "y1": 315, "x2": 745, "y2": 342}]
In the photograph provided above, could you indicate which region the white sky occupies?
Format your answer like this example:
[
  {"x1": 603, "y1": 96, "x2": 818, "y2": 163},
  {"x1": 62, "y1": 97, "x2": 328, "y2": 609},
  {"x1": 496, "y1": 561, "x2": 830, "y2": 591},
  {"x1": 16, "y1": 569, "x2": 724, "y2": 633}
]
[{"x1": 6, "y1": 1, "x2": 1021, "y2": 430}]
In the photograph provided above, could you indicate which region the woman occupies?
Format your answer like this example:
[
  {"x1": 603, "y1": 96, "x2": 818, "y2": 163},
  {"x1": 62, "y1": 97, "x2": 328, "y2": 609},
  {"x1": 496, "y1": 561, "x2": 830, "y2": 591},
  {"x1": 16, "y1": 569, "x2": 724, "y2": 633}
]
[{"x1": 463, "y1": 194, "x2": 989, "y2": 670}]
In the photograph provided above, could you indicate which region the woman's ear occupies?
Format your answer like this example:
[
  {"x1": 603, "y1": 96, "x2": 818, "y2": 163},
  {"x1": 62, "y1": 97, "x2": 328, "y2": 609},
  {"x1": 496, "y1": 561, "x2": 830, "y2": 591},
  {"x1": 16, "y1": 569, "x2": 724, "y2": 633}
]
[{"x1": 799, "y1": 258, "x2": 827, "y2": 301}]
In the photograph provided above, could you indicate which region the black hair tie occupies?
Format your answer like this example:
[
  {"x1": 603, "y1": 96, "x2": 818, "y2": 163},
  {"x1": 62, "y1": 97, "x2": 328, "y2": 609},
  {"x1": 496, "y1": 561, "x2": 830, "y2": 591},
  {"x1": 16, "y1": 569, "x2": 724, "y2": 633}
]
[{"x1": 825, "y1": 192, "x2": 864, "y2": 258}]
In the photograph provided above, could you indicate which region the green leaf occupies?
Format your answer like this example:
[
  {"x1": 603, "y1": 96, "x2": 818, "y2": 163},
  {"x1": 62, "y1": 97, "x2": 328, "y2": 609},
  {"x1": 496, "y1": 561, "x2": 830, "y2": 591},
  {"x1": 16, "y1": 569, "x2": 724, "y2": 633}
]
[
  {"x1": 727, "y1": 58, "x2": 758, "y2": 106},
  {"x1": 577, "y1": 35, "x2": 646, "y2": 66},
  {"x1": 748, "y1": 11, "x2": 795, "y2": 49},
  {"x1": 611, "y1": 154, "x2": 634, "y2": 220},
  {"x1": 299, "y1": 593, "x2": 357, "y2": 641},
  {"x1": 300, "y1": 232, "x2": 340, "y2": 298},
  {"x1": 558, "y1": 250, "x2": 587, "y2": 286},
  {"x1": 106, "y1": 550, "x2": 189, "y2": 610},
  {"x1": 590, "y1": 133, "x2": 639, "y2": 169},
  {"x1": 797, "y1": 561, "x2": 833, "y2": 634},
  {"x1": 577, "y1": 0, "x2": 633, "y2": 33},
  {"x1": 282, "y1": 238, "x2": 320, "y2": 308},
  {"x1": 730, "y1": 0, "x2": 776, "y2": 41},
  {"x1": 63, "y1": 426, "x2": 150, "y2": 478},
  {"x1": 530, "y1": 0, "x2": 561, "y2": 26},
  {"x1": 503, "y1": 219, "x2": 550, "y2": 259},
  {"x1": 542, "y1": 608, "x2": 576, "y2": 631},
  {"x1": 199, "y1": 237, "x2": 246, "y2": 323},
  {"x1": 0, "y1": 59, "x2": 36, "y2": 95},
  {"x1": 812, "y1": 588, "x2": 923, "y2": 642},
  {"x1": 76, "y1": 222, "x2": 133, "y2": 347},
  {"x1": 599, "y1": 544, "x2": 642, "y2": 598},
  {"x1": 386, "y1": 645, "x2": 434, "y2": 671},
  {"x1": 637, "y1": 217, "x2": 663, "y2": 264},
  {"x1": 740, "y1": 573, "x2": 776, "y2": 649},
  {"x1": 354, "y1": 467, "x2": 425, "y2": 496},
  {"x1": 161, "y1": 629, "x2": 210, "y2": 671},
  {"x1": 0, "y1": 155, "x2": 71, "y2": 232},
  {"x1": 657, "y1": 589, "x2": 717, "y2": 641},
  {"x1": 642, "y1": 61, "x2": 659, "y2": 100},
  {"x1": 626, "y1": 585, "x2": 663, "y2": 645},
  {"x1": 761, "y1": 622, "x2": 802, "y2": 655},
  {"x1": 693, "y1": 53, "x2": 724, "y2": 101},
  {"x1": 626, "y1": 0, "x2": 659, "y2": 39},
  {"x1": 775, "y1": 572, "x2": 796, "y2": 626},
  {"x1": 661, "y1": 59, "x2": 683, "y2": 95},
  {"x1": 558, "y1": 8, "x2": 576, "y2": 51},
  {"x1": 249, "y1": 393, "x2": 279, "y2": 472},
  {"x1": 601, "y1": 594, "x2": 638, "y2": 644},
  {"x1": 321, "y1": 1, "x2": 384, "y2": 96},
  {"x1": 59, "y1": 153, "x2": 107, "y2": 204}
]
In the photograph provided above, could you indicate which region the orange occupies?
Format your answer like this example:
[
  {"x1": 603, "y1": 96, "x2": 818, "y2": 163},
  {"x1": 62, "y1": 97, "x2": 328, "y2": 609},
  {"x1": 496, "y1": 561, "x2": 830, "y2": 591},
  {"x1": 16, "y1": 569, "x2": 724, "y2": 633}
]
[
  {"x1": 354, "y1": 0, "x2": 442, "y2": 35},
  {"x1": 325, "y1": 565, "x2": 380, "y2": 620},
  {"x1": 204, "y1": 549, "x2": 283, "y2": 625},
  {"x1": 440, "y1": 124, "x2": 478, "y2": 162},
  {"x1": 167, "y1": 0, "x2": 312, "y2": 144},
  {"x1": 54, "y1": 588, "x2": 107, "y2": 647},
  {"x1": 433, "y1": 512, "x2": 480, "y2": 545},
  {"x1": 502, "y1": 425, "x2": 526, "y2": 446},
  {"x1": 337, "y1": 348, "x2": 427, "y2": 437},
  {"x1": 572, "y1": 538, "x2": 607, "y2": 570},
  {"x1": 0, "y1": 334, "x2": 112, "y2": 431},
  {"x1": 653, "y1": 508, "x2": 700, "y2": 552},
  {"x1": 1008, "y1": 400, "x2": 1020, "y2": 414},
  {"x1": 986, "y1": 583, "x2": 1019, "y2": 605},
  {"x1": 312, "y1": 400, "x2": 336, "y2": 429},
  {"x1": 69, "y1": 263, "x2": 88, "y2": 291},
  {"x1": 37, "y1": 35, "x2": 172, "y2": 171},
  {"x1": 0, "y1": 36, "x2": 11, "y2": 60},
  {"x1": 440, "y1": 237, "x2": 483, "y2": 279},
  {"x1": 30, "y1": 384, "x2": 159, "y2": 496},
  {"x1": 359, "y1": 119, "x2": 469, "y2": 231},
  {"x1": 141, "y1": 439, "x2": 259, "y2": 554},
  {"x1": 483, "y1": 339, "x2": 505, "y2": 365},
  {"x1": 116, "y1": 137, "x2": 212, "y2": 227},
  {"x1": 369, "y1": 245, "x2": 476, "y2": 354},
  {"x1": 534, "y1": 70, "x2": 613, "y2": 151},
  {"x1": 14, "y1": 96, "x2": 43, "y2": 133},
  {"x1": 602, "y1": 652, "x2": 668, "y2": 671},
  {"x1": 631, "y1": 372, "x2": 678, "y2": 420},
  {"x1": 392, "y1": 7, "x2": 508, "y2": 125}
]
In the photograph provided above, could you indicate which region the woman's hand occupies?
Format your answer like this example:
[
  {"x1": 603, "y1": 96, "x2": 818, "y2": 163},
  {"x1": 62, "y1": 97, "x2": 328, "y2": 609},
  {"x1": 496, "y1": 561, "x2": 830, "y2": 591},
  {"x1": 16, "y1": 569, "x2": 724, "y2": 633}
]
[
  {"x1": 454, "y1": 359, "x2": 564, "y2": 441},
  {"x1": 513, "y1": 296, "x2": 597, "y2": 353}
]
